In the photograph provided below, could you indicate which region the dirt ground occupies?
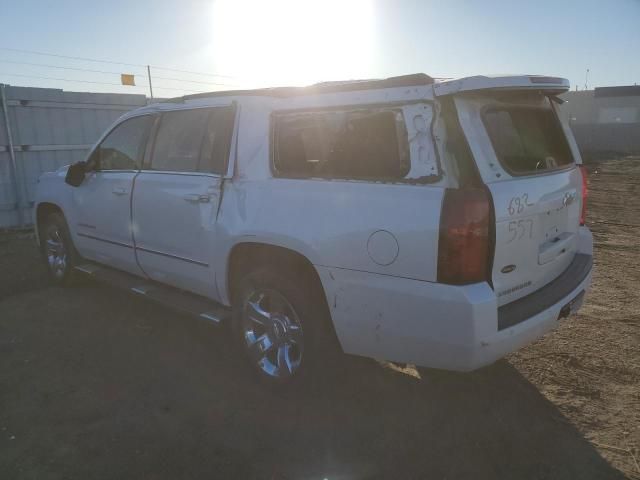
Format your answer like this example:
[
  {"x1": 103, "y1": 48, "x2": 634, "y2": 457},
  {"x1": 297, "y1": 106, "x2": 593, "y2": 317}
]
[{"x1": 0, "y1": 157, "x2": 638, "y2": 480}]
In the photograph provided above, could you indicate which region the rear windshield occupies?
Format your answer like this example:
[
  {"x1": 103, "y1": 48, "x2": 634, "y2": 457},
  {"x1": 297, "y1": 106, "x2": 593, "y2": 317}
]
[{"x1": 482, "y1": 103, "x2": 574, "y2": 175}]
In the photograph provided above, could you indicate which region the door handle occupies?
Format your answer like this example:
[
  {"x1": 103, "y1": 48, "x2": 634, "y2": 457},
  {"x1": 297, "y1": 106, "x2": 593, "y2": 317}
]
[
  {"x1": 183, "y1": 193, "x2": 211, "y2": 203},
  {"x1": 112, "y1": 187, "x2": 128, "y2": 196}
]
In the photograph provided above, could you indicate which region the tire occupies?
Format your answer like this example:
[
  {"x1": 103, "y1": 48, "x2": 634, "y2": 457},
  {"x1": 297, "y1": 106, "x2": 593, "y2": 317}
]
[
  {"x1": 39, "y1": 212, "x2": 79, "y2": 286},
  {"x1": 231, "y1": 267, "x2": 340, "y2": 387}
]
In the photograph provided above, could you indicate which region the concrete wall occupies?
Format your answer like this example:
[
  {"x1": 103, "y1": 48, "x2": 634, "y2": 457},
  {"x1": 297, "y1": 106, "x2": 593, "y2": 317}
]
[
  {"x1": 561, "y1": 87, "x2": 640, "y2": 158},
  {"x1": 1, "y1": 85, "x2": 148, "y2": 228}
]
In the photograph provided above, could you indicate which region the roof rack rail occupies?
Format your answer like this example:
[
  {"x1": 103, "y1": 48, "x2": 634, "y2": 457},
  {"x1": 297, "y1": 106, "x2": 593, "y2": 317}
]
[{"x1": 166, "y1": 73, "x2": 434, "y2": 103}]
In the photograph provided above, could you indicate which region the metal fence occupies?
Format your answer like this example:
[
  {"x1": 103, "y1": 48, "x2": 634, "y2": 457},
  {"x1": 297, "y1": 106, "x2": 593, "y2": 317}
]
[{"x1": 0, "y1": 84, "x2": 147, "y2": 228}]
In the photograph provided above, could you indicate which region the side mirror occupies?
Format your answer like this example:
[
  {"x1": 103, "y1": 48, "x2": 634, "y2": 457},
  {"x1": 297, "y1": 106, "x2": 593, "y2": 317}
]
[{"x1": 65, "y1": 161, "x2": 87, "y2": 187}]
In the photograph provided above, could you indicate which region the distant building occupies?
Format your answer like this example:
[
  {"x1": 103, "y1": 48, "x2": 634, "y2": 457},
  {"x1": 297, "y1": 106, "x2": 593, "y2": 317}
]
[{"x1": 562, "y1": 86, "x2": 640, "y2": 159}]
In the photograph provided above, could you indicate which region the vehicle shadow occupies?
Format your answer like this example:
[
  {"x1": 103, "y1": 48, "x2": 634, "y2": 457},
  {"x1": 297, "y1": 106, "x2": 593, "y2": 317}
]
[
  {"x1": 0, "y1": 285, "x2": 626, "y2": 480},
  {"x1": 273, "y1": 358, "x2": 624, "y2": 480}
]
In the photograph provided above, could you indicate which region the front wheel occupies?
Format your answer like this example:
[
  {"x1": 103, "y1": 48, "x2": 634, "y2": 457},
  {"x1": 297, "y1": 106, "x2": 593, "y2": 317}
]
[
  {"x1": 40, "y1": 212, "x2": 79, "y2": 285},
  {"x1": 231, "y1": 268, "x2": 338, "y2": 387}
]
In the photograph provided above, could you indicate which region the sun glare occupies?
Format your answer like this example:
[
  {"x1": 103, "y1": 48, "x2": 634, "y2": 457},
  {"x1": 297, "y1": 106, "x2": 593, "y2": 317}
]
[{"x1": 210, "y1": 0, "x2": 374, "y2": 88}]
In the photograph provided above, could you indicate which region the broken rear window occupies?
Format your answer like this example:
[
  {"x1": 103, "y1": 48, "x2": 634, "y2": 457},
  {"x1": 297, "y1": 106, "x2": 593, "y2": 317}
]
[
  {"x1": 482, "y1": 102, "x2": 574, "y2": 175},
  {"x1": 272, "y1": 108, "x2": 413, "y2": 181}
]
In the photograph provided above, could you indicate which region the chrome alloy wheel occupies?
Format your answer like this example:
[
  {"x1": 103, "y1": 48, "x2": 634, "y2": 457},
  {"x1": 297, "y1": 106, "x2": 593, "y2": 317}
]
[
  {"x1": 45, "y1": 225, "x2": 67, "y2": 279},
  {"x1": 241, "y1": 289, "x2": 304, "y2": 379}
]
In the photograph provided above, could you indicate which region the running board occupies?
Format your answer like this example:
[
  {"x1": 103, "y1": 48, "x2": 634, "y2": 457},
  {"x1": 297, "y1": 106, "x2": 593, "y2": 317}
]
[{"x1": 74, "y1": 263, "x2": 230, "y2": 325}]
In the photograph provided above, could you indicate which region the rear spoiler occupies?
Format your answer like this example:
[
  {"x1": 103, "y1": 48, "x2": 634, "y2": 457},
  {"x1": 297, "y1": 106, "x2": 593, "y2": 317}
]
[{"x1": 433, "y1": 75, "x2": 570, "y2": 97}]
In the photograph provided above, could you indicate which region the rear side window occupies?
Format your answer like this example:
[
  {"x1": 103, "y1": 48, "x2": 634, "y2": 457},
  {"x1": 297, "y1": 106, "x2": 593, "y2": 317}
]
[
  {"x1": 483, "y1": 104, "x2": 573, "y2": 175},
  {"x1": 150, "y1": 106, "x2": 235, "y2": 174},
  {"x1": 273, "y1": 108, "x2": 410, "y2": 180},
  {"x1": 93, "y1": 115, "x2": 151, "y2": 171}
]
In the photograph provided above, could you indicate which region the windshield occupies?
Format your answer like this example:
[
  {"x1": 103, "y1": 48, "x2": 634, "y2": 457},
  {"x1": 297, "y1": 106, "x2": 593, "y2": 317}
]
[{"x1": 483, "y1": 101, "x2": 574, "y2": 175}]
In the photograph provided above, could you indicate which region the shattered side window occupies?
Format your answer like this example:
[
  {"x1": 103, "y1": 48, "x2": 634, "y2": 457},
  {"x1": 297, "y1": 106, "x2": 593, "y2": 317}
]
[{"x1": 273, "y1": 106, "x2": 437, "y2": 182}]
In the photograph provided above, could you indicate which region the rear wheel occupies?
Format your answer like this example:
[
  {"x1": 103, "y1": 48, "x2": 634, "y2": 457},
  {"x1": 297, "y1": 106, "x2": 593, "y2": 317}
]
[
  {"x1": 231, "y1": 267, "x2": 339, "y2": 387},
  {"x1": 40, "y1": 212, "x2": 79, "y2": 285}
]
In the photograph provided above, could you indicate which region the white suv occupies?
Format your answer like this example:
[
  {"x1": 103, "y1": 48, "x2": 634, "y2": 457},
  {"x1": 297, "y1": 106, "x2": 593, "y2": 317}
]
[{"x1": 34, "y1": 73, "x2": 593, "y2": 385}]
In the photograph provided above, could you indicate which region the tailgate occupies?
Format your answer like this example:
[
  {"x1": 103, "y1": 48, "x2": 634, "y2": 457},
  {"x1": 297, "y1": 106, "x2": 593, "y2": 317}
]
[{"x1": 454, "y1": 93, "x2": 583, "y2": 306}]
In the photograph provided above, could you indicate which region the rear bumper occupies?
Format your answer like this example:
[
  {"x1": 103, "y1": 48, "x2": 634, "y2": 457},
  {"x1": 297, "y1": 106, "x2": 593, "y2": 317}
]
[
  {"x1": 461, "y1": 261, "x2": 591, "y2": 370},
  {"x1": 497, "y1": 253, "x2": 592, "y2": 331},
  {"x1": 317, "y1": 227, "x2": 593, "y2": 371}
]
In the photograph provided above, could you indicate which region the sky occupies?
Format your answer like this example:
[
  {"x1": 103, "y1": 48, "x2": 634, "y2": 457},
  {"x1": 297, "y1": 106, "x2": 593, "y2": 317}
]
[{"x1": 0, "y1": 0, "x2": 638, "y2": 97}]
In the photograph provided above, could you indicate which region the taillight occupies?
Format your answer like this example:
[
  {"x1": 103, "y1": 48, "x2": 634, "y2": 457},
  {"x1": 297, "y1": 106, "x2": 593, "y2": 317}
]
[
  {"x1": 579, "y1": 165, "x2": 588, "y2": 226},
  {"x1": 437, "y1": 188, "x2": 492, "y2": 285}
]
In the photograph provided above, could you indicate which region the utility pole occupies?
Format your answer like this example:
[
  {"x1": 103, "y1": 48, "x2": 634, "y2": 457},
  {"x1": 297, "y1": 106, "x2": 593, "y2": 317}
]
[
  {"x1": 584, "y1": 68, "x2": 590, "y2": 91},
  {"x1": 147, "y1": 65, "x2": 154, "y2": 100}
]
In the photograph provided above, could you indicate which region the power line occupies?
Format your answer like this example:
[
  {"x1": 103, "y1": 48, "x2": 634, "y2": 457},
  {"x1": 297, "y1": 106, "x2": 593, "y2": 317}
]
[
  {"x1": 0, "y1": 72, "x2": 211, "y2": 94},
  {"x1": 0, "y1": 47, "x2": 243, "y2": 82},
  {"x1": 0, "y1": 47, "x2": 250, "y2": 95},
  {"x1": 151, "y1": 74, "x2": 239, "y2": 87},
  {"x1": 0, "y1": 47, "x2": 145, "y2": 69},
  {"x1": 0, "y1": 59, "x2": 131, "y2": 76},
  {"x1": 0, "y1": 72, "x2": 139, "y2": 87},
  {"x1": 150, "y1": 65, "x2": 239, "y2": 80},
  {"x1": 0, "y1": 59, "x2": 241, "y2": 87},
  {"x1": 151, "y1": 85, "x2": 210, "y2": 93}
]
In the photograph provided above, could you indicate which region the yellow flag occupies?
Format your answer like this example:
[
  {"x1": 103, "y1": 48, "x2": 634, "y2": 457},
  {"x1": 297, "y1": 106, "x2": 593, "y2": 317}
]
[{"x1": 121, "y1": 74, "x2": 136, "y2": 86}]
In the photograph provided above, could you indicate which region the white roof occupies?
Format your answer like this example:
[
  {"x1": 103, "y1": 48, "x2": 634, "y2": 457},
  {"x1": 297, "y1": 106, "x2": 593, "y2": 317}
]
[
  {"x1": 125, "y1": 73, "x2": 571, "y2": 119},
  {"x1": 433, "y1": 75, "x2": 570, "y2": 96}
]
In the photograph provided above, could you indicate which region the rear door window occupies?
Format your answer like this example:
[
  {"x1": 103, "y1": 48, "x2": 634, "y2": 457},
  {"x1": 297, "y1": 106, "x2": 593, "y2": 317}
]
[
  {"x1": 150, "y1": 106, "x2": 235, "y2": 174},
  {"x1": 482, "y1": 103, "x2": 574, "y2": 175},
  {"x1": 273, "y1": 108, "x2": 412, "y2": 181}
]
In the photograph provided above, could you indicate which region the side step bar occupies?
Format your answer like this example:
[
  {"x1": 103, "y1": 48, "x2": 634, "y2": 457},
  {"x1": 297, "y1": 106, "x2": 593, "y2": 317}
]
[{"x1": 74, "y1": 263, "x2": 231, "y2": 325}]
